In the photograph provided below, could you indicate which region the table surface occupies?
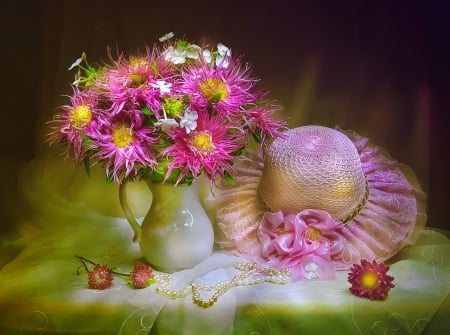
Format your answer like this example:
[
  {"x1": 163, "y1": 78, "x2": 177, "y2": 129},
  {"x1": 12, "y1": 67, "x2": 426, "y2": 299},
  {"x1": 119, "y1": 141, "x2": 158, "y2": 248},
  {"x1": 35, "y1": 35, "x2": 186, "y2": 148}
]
[{"x1": 1, "y1": 156, "x2": 449, "y2": 335}]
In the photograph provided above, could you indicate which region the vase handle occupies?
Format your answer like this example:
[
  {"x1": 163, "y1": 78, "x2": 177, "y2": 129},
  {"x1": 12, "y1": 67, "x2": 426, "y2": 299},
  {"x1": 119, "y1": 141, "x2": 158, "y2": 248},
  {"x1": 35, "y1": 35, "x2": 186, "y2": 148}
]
[{"x1": 118, "y1": 180, "x2": 142, "y2": 242}]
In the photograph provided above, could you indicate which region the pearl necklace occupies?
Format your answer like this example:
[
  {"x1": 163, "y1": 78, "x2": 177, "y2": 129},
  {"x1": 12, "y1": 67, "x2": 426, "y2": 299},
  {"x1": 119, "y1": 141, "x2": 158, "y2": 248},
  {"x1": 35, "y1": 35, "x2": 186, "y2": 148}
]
[{"x1": 154, "y1": 262, "x2": 291, "y2": 308}]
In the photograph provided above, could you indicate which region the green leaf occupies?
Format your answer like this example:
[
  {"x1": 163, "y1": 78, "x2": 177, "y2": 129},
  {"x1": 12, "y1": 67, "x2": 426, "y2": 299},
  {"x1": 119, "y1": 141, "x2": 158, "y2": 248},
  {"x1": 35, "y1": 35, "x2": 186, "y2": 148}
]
[
  {"x1": 124, "y1": 274, "x2": 156, "y2": 289},
  {"x1": 224, "y1": 171, "x2": 236, "y2": 185},
  {"x1": 230, "y1": 148, "x2": 243, "y2": 157},
  {"x1": 105, "y1": 175, "x2": 115, "y2": 185},
  {"x1": 84, "y1": 66, "x2": 100, "y2": 87},
  {"x1": 142, "y1": 105, "x2": 153, "y2": 116},
  {"x1": 80, "y1": 132, "x2": 93, "y2": 148},
  {"x1": 206, "y1": 103, "x2": 214, "y2": 115},
  {"x1": 142, "y1": 157, "x2": 172, "y2": 183},
  {"x1": 178, "y1": 173, "x2": 194, "y2": 186},
  {"x1": 227, "y1": 128, "x2": 240, "y2": 135},
  {"x1": 176, "y1": 39, "x2": 189, "y2": 50},
  {"x1": 148, "y1": 171, "x2": 164, "y2": 183},
  {"x1": 209, "y1": 93, "x2": 222, "y2": 104},
  {"x1": 143, "y1": 163, "x2": 194, "y2": 186},
  {"x1": 252, "y1": 131, "x2": 262, "y2": 144},
  {"x1": 165, "y1": 168, "x2": 182, "y2": 184},
  {"x1": 86, "y1": 65, "x2": 97, "y2": 76},
  {"x1": 83, "y1": 156, "x2": 90, "y2": 176},
  {"x1": 151, "y1": 61, "x2": 159, "y2": 76},
  {"x1": 256, "y1": 99, "x2": 270, "y2": 107}
]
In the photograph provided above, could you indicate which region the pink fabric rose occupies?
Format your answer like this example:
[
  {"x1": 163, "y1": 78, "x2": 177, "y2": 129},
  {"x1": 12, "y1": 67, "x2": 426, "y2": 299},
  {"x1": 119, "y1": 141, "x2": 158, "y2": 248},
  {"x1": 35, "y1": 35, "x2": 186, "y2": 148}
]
[{"x1": 257, "y1": 209, "x2": 344, "y2": 281}]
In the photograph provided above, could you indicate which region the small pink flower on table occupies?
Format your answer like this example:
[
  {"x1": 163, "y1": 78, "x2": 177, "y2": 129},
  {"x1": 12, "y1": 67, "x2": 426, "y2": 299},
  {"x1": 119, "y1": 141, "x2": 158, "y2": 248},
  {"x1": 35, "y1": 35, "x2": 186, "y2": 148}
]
[
  {"x1": 88, "y1": 264, "x2": 114, "y2": 290},
  {"x1": 257, "y1": 209, "x2": 345, "y2": 281},
  {"x1": 130, "y1": 264, "x2": 154, "y2": 289},
  {"x1": 348, "y1": 259, "x2": 395, "y2": 300}
]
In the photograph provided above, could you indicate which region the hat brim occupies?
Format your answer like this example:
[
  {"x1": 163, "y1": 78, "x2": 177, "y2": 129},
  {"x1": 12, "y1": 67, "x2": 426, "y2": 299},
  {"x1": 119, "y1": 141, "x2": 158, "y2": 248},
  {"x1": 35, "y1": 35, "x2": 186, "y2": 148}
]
[{"x1": 213, "y1": 128, "x2": 427, "y2": 269}]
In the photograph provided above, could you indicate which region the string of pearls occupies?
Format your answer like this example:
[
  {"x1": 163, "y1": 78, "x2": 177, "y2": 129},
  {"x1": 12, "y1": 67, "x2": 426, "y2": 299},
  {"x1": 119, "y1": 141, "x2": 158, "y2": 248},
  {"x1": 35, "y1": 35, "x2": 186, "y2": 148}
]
[{"x1": 153, "y1": 262, "x2": 291, "y2": 308}]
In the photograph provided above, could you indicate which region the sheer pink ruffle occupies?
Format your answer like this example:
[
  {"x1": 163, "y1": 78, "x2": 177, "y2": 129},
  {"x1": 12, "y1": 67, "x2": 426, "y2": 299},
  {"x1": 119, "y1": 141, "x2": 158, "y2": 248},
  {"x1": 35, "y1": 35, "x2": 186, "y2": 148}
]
[
  {"x1": 333, "y1": 130, "x2": 427, "y2": 268},
  {"x1": 213, "y1": 130, "x2": 427, "y2": 270}
]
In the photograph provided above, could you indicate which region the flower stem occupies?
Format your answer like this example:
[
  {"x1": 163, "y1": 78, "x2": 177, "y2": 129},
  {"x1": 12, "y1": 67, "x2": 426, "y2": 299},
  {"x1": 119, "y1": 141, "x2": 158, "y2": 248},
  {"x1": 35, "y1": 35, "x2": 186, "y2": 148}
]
[
  {"x1": 75, "y1": 255, "x2": 130, "y2": 277},
  {"x1": 75, "y1": 255, "x2": 92, "y2": 274}
]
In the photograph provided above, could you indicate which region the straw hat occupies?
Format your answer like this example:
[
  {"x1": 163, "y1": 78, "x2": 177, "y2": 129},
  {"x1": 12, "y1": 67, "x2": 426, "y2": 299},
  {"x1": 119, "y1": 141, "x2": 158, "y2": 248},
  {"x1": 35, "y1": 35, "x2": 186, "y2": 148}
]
[{"x1": 213, "y1": 125, "x2": 426, "y2": 269}]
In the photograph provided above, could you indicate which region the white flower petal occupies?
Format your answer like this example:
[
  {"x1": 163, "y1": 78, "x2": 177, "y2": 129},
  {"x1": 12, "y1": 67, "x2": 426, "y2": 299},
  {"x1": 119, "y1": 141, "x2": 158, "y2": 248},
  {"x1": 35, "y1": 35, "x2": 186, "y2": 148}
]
[
  {"x1": 72, "y1": 70, "x2": 81, "y2": 86},
  {"x1": 305, "y1": 262, "x2": 318, "y2": 272},
  {"x1": 180, "y1": 110, "x2": 198, "y2": 133},
  {"x1": 304, "y1": 262, "x2": 320, "y2": 280},
  {"x1": 151, "y1": 80, "x2": 172, "y2": 94},
  {"x1": 217, "y1": 43, "x2": 230, "y2": 56},
  {"x1": 72, "y1": 78, "x2": 80, "y2": 86},
  {"x1": 215, "y1": 55, "x2": 230, "y2": 68},
  {"x1": 155, "y1": 118, "x2": 179, "y2": 133},
  {"x1": 163, "y1": 46, "x2": 187, "y2": 64},
  {"x1": 186, "y1": 44, "x2": 201, "y2": 59},
  {"x1": 202, "y1": 49, "x2": 212, "y2": 63},
  {"x1": 159, "y1": 32, "x2": 174, "y2": 42},
  {"x1": 68, "y1": 55, "x2": 83, "y2": 70}
]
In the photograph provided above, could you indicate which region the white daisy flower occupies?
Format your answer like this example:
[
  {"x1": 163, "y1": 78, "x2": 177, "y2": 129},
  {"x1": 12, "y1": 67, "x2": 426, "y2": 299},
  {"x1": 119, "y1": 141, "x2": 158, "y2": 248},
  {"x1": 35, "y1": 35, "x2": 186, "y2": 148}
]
[
  {"x1": 164, "y1": 46, "x2": 187, "y2": 64},
  {"x1": 179, "y1": 109, "x2": 198, "y2": 134},
  {"x1": 151, "y1": 80, "x2": 172, "y2": 95}
]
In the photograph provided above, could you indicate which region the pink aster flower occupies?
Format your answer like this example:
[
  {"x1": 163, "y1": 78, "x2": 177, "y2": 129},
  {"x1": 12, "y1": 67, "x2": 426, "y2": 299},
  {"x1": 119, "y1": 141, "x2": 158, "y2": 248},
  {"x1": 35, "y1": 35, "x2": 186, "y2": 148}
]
[
  {"x1": 96, "y1": 47, "x2": 173, "y2": 117},
  {"x1": 47, "y1": 35, "x2": 286, "y2": 187},
  {"x1": 88, "y1": 264, "x2": 114, "y2": 290},
  {"x1": 47, "y1": 88, "x2": 100, "y2": 162},
  {"x1": 130, "y1": 264, "x2": 154, "y2": 288},
  {"x1": 161, "y1": 109, "x2": 244, "y2": 185},
  {"x1": 90, "y1": 111, "x2": 159, "y2": 183},
  {"x1": 348, "y1": 259, "x2": 395, "y2": 300},
  {"x1": 181, "y1": 56, "x2": 257, "y2": 116},
  {"x1": 257, "y1": 209, "x2": 345, "y2": 281},
  {"x1": 242, "y1": 103, "x2": 287, "y2": 145}
]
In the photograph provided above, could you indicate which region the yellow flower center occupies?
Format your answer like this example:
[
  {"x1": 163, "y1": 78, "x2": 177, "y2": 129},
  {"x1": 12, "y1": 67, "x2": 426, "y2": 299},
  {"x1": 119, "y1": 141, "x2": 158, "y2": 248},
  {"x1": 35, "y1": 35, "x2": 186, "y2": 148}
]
[
  {"x1": 127, "y1": 56, "x2": 149, "y2": 87},
  {"x1": 305, "y1": 226, "x2": 321, "y2": 241},
  {"x1": 70, "y1": 105, "x2": 92, "y2": 129},
  {"x1": 129, "y1": 56, "x2": 148, "y2": 70},
  {"x1": 112, "y1": 123, "x2": 134, "y2": 148},
  {"x1": 361, "y1": 271, "x2": 378, "y2": 289},
  {"x1": 199, "y1": 78, "x2": 228, "y2": 102},
  {"x1": 190, "y1": 131, "x2": 214, "y2": 154}
]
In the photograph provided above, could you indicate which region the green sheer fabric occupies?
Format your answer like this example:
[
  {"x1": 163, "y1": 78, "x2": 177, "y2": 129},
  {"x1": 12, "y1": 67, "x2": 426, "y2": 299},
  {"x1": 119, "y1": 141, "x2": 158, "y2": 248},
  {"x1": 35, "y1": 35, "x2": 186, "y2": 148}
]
[{"x1": 0, "y1": 155, "x2": 449, "y2": 334}]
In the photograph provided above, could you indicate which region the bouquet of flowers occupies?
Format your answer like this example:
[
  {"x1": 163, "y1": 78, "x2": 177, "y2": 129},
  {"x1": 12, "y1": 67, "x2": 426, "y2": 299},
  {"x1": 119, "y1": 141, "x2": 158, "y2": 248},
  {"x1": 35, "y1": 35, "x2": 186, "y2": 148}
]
[{"x1": 48, "y1": 32, "x2": 285, "y2": 186}]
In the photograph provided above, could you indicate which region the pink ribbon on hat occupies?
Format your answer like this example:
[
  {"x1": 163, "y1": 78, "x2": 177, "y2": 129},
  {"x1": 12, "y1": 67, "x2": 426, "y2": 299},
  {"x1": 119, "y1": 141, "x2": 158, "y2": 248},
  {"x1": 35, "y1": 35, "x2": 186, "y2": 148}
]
[{"x1": 257, "y1": 209, "x2": 345, "y2": 281}]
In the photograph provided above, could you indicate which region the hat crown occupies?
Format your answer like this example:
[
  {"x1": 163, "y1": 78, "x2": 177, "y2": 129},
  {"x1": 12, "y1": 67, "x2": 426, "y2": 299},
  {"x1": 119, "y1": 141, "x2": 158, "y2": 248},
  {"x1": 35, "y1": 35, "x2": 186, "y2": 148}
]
[{"x1": 260, "y1": 125, "x2": 366, "y2": 221}]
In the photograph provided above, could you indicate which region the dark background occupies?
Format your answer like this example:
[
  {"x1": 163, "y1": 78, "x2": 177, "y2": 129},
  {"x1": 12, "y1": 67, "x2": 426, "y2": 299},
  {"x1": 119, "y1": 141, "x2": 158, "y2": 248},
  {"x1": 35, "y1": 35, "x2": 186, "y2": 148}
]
[{"x1": 1, "y1": 0, "x2": 449, "y2": 239}]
